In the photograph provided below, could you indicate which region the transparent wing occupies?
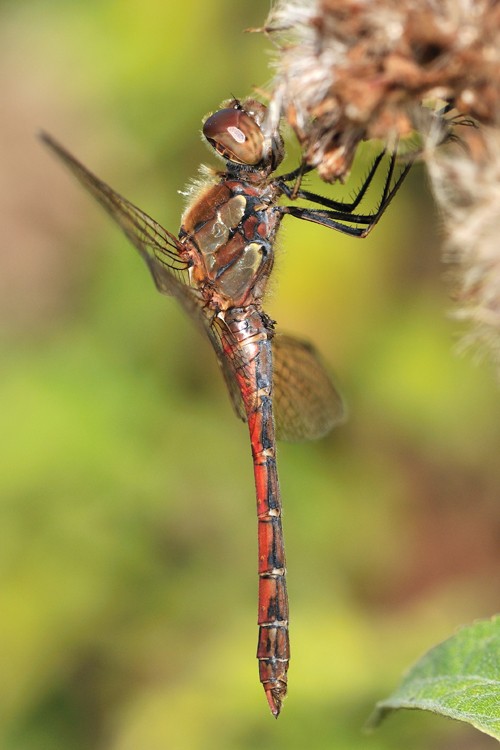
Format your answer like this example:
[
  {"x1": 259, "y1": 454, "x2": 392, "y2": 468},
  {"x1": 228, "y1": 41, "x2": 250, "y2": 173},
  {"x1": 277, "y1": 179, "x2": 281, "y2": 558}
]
[
  {"x1": 217, "y1": 346, "x2": 248, "y2": 423},
  {"x1": 207, "y1": 315, "x2": 248, "y2": 423},
  {"x1": 40, "y1": 133, "x2": 344, "y2": 440},
  {"x1": 210, "y1": 326, "x2": 346, "y2": 441},
  {"x1": 40, "y1": 133, "x2": 252, "y2": 413},
  {"x1": 39, "y1": 132, "x2": 193, "y2": 301},
  {"x1": 272, "y1": 334, "x2": 345, "y2": 442}
]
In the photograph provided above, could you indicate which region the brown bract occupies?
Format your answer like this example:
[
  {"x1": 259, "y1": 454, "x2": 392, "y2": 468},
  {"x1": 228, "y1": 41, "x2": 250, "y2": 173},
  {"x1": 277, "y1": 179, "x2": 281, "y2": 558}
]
[{"x1": 265, "y1": 0, "x2": 500, "y2": 181}]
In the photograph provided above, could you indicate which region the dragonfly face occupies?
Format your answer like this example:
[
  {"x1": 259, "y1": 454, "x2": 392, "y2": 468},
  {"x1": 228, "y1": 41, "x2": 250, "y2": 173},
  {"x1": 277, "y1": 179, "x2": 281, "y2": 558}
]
[
  {"x1": 203, "y1": 98, "x2": 284, "y2": 172},
  {"x1": 40, "y1": 98, "x2": 411, "y2": 717}
]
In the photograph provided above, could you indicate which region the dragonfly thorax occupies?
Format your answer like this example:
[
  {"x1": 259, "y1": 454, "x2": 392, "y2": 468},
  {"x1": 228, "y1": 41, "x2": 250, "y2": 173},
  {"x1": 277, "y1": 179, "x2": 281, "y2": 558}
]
[
  {"x1": 203, "y1": 98, "x2": 284, "y2": 173},
  {"x1": 181, "y1": 177, "x2": 281, "y2": 309}
]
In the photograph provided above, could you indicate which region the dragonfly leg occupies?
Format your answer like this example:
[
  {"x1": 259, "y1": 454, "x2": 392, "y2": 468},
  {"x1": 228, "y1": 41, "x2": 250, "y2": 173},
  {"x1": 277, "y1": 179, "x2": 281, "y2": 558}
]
[
  {"x1": 290, "y1": 160, "x2": 310, "y2": 199},
  {"x1": 276, "y1": 161, "x2": 315, "y2": 184},
  {"x1": 279, "y1": 150, "x2": 387, "y2": 212},
  {"x1": 280, "y1": 154, "x2": 413, "y2": 238}
]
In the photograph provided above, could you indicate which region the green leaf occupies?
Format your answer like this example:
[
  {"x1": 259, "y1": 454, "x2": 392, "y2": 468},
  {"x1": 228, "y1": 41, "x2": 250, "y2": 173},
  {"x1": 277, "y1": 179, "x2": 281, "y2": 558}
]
[{"x1": 369, "y1": 616, "x2": 500, "y2": 740}]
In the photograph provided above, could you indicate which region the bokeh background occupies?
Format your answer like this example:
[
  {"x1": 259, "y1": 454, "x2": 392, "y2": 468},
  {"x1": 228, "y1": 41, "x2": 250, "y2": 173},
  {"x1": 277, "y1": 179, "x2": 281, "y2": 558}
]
[{"x1": 1, "y1": 1, "x2": 499, "y2": 749}]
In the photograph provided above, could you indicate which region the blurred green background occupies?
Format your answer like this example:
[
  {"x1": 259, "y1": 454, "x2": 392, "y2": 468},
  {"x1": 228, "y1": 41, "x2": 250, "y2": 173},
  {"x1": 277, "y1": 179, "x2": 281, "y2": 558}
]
[{"x1": 1, "y1": 1, "x2": 499, "y2": 749}]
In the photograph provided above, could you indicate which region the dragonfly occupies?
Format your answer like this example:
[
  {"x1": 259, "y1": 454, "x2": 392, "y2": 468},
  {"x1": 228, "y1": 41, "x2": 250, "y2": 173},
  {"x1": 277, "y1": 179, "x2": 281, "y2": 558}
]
[{"x1": 40, "y1": 98, "x2": 411, "y2": 717}]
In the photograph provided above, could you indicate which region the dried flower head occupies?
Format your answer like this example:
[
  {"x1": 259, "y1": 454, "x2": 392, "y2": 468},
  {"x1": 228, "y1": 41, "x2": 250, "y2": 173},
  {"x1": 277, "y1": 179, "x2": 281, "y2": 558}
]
[
  {"x1": 263, "y1": 0, "x2": 500, "y2": 370},
  {"x1": 431, "y1": 126, "x2": 500, "y2": 366},
  {"x1": 265, "y1": 0, "x2": 500, "y2": 181}
]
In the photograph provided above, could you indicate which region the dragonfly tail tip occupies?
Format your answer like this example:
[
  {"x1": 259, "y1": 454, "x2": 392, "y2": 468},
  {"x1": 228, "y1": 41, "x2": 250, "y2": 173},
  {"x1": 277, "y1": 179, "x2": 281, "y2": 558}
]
[{"x1": 265, "y1": 687, "x2": 284, "y2": 718}]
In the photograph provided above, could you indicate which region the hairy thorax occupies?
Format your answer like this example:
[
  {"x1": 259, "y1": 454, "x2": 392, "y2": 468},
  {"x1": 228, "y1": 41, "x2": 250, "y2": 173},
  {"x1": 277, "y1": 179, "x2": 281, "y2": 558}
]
[{"x1": 179, "y1": 173, "x2": 283, "y2": 311}]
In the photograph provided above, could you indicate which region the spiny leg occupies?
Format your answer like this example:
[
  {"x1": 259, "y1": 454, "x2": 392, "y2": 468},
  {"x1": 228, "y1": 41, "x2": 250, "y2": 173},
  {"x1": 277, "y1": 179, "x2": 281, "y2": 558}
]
[
  {"x1": 280, "y1": 153, "x2": 414, "y2": 238},
  {"x1": 278, "y1": 150, "x2": 387, "y2": 213}
]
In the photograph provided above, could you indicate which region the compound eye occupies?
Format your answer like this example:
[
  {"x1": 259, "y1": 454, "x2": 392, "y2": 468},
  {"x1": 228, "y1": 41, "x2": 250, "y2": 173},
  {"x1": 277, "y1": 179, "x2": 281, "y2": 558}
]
[{"x1": 203, "y1": 108, "x2": 264, "y2": 165}]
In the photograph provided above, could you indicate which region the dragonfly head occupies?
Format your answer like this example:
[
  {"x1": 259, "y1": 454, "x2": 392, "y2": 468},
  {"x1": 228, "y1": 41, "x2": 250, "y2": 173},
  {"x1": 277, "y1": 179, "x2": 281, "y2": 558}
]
[{"x1": 203, "y1": 98, "x2": 284, "y2": 172}]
